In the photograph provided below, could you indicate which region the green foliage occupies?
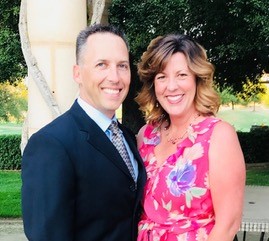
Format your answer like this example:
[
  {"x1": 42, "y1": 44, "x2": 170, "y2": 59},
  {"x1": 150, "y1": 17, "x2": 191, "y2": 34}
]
[
  {"x1": 0, "y1": 81, "x2": 27, "y2": 123},
  {"x1": 0, "y1": 171, "x2": 22, "y2": 217},
  {"x1": 237, "y1": 79, "x2": 266, "y2": 109},
  {"x1": 0, "y1": 135, "x2": 22, "y2": 170},
  {"x1": 238, "y1": 128, "x2": 269, "y2": 164},
  {"x1": 109, "y1": 0, "x2": 189, "y2": 64},
  {"x1": 109, "y1": 0, "x2": 269, "y2": 91},
  {"x1": 0, "y1": 0, "x2": 27, "y2": 83},
  {"x1": 216, "y1": 84, "x2": 239, "y2": 108},
  {"x1": 259, "y1": 75, "x2": 269, "y2": 106},
  {"x1": 261, "y1": 87, "x2": 269, "y2": 107}
]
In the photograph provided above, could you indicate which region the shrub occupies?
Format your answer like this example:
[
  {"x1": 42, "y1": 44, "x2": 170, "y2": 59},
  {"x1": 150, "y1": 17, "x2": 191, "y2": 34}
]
[
  {"x1": 0, "y1": 128, "x2": 268, "y2": 170},
  {"x1": 238, "y1": 128, "x2": 269, "y2": 164},
  {"x1": 0, "y1": 135, "x2": 21, "y2": 170}
]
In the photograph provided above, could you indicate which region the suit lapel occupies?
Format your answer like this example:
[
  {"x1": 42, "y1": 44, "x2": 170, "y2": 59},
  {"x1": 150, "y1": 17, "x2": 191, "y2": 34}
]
[
  {"x1": 87, "y1": 121, "x2": 133, "y2": 178},
  {"x1": 69, "y1": 101, "x2": 133, "y2": 179}
]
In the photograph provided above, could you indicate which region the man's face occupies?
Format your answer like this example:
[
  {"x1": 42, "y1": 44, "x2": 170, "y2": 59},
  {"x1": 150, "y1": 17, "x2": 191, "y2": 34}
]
[{"x1": 73, "y1": 33, "x2": 130, "y2": 118}]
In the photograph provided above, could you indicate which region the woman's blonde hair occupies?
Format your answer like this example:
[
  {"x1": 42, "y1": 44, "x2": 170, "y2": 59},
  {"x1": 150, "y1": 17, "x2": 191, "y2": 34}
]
[{"x1": 135, "y1": 34, "x2": 220, "y2": 125}]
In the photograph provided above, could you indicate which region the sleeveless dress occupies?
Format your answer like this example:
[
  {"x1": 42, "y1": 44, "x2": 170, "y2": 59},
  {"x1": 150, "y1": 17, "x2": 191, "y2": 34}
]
[{"x1": 137, "y1": 117, "x2": 220, "y2": 241}]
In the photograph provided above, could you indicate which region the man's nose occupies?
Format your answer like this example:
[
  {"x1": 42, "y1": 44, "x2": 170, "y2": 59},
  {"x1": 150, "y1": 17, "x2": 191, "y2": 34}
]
[{"x1": 107, "y1": 66, "x2": 119, "y2": 82}]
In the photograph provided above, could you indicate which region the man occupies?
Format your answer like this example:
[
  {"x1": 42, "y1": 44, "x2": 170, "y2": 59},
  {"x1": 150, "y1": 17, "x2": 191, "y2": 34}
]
[{"x1": 22, "y1": 24, "x2": 146, "y2": 241}]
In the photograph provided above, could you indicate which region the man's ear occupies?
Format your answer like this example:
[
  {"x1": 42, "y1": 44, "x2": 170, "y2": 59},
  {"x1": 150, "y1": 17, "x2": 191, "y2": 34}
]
[{"x1": 73, "y1": 64, "x2": 81, "y2": 84}]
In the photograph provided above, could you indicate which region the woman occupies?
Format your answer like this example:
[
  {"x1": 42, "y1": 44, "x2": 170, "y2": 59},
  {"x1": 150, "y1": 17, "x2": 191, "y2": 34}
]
[{"x1": 135, "y1": 34, "x2": 245, "y2": 241}]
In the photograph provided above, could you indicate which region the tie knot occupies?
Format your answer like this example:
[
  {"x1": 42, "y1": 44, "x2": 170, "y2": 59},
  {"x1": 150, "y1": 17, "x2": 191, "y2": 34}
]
[{"x1": 109, "y1": 121, "x2": 120, "y2": 135}]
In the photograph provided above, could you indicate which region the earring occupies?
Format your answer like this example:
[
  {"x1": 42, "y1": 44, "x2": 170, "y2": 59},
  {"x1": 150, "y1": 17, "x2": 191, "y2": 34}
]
[{"x1": 156, "y1": 101, "x2": 159, "y2": 108}]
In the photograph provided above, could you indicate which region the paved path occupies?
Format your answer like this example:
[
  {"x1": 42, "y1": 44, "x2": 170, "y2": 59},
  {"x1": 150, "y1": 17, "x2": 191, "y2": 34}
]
[
  {"x1": 1, "y1": 186, "x2": 268, "y2": 240},
  {"x1": 0, "y1": 218, "x2": 26, "y2": 241},
  {"x1": 0, "y1": 220, "x2": 268, "y2": 240}
]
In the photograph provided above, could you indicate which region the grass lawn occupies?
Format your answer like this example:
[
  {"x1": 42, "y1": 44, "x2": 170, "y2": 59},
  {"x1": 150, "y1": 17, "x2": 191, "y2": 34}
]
[
  {"x1": 0, "y1": 171, "x2": 22, "y2": 217},
  {"x1": 246, "y1": 169, "x2": 269, "y2": 186},
  {"x1": 0, "y1": 123, "x2": 22, "y2": 135},
  {"x1": 0, "y1": 169, "x2": 268, "y2": 218},
  {"x1": 217, "y1": 105, "x2": 269, "y2": 132}
]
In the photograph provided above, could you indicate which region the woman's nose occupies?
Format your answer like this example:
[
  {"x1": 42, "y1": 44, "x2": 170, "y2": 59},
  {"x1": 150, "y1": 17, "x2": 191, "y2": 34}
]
[{"x1": 167, "y1": 77, "x2": 178, "y2": 91}]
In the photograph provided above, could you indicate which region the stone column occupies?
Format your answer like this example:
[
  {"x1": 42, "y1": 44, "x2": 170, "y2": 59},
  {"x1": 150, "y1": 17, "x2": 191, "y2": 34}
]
[{"x1": 27, "y1": 0, "x2": 87, "y2": 136}]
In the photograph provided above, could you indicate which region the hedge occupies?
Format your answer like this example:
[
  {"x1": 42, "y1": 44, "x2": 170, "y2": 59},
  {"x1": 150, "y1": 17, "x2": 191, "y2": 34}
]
[
  {"x1": 0, "y1": 128, "x2": 269, "y2": 170},
  {"x1": 238, "y1": 127, "x2": 269, "y2": 164},
  {"x1": 0, "y1": 134, "x2": 21, "y2": 170}
]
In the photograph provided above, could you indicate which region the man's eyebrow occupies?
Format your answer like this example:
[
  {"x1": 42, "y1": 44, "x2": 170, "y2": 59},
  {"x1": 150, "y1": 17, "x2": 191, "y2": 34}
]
[{"x1": 118, "y1": 60, "x2": 130, "y2": 64}]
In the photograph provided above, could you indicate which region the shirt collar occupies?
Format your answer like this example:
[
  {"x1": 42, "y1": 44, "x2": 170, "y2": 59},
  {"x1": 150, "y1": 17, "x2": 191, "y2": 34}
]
[{"x1": 77, "y1": 97, "x2": 115, "y2": 132}]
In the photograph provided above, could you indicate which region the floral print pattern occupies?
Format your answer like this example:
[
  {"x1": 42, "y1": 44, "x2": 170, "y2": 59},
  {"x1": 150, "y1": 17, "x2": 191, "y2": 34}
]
[{"x1": 137, "y1": 117, "x2": 220, "y2": 241}]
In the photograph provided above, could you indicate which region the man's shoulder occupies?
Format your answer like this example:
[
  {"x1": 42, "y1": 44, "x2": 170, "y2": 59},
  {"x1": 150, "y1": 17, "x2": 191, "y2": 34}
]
[{"x1": 29, "y1": 107, "x2": 76, "y2": 140}]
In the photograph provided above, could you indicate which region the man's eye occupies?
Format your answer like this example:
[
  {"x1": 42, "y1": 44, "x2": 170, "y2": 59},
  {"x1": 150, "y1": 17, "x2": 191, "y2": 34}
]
[
  {"x1": 97, "y1": 63, "x2": 105, "y2": 67},
  {"x1": 119, "y1": 63, "x2": 129, "y2": 70}
]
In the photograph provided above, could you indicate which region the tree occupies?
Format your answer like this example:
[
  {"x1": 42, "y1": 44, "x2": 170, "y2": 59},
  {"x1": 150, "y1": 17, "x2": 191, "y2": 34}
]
[
  {"x1": 109, "y1": 0, "x2": 189, "y2": 64},
  {"x1": 0, "y1": 0, "x2": 27, "y2": 83},
  {"x1": 109, "y1": 0, "x2": 269, "y2": 91},
  {"x1": 109, "y1": 0, "x2": 269, "y2": 131},
  {"x1": 187, "y1": 0, "x2": 269, "y2": 91},
  {"x1": 238, "y1": 78, "x2": 266, "y2": 111},
  {"x1": 0, "y1": 81, "x2": 27, "y2": 122},
  {"x1": 216, "y1": 84, "x2": 239, "y2": 110}
]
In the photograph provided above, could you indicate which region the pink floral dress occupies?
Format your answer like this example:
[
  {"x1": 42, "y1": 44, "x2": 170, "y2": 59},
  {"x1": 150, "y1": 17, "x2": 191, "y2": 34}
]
[{"x1": 137, "y1": 117, "x2": 220, "y2": 241}]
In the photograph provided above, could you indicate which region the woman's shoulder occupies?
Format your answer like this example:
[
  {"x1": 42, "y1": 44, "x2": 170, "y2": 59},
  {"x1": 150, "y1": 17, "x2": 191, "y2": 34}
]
[{"x1": 211, "y1": 119, "x2": 238, "y2": 139}]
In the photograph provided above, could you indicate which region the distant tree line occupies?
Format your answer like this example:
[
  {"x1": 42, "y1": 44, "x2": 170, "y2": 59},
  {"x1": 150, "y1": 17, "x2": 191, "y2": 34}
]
[
  {"x1": 109, "y1": 0, "x2": 269, "y2": 91},
  {"x1": 1, "y1": 1, "x2": 268, "y2": 131},
  {"x1": 109, "y1": 0, "x2": 269, "y2": 131},
  {"x1": 0, "y1": 0, "x2": 26, "y2": 84}
]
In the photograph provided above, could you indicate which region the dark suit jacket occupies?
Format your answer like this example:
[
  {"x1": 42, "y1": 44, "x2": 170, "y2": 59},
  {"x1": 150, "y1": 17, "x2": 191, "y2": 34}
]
[{"x1": 21, "y1": 100, "x2": 146, "y2": 241}]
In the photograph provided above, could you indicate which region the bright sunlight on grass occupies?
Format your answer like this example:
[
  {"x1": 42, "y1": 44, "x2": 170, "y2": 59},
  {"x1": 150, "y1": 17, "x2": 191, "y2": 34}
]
[
  {"x1": 0, "y1": 123, "x2": 22, "y2": 135},
  {"x1": 0, "y1": 171, "x2": 22, "y2": 217},
  {"x1": 217, "y1": 105, "x2": 269, "y2": 132}
]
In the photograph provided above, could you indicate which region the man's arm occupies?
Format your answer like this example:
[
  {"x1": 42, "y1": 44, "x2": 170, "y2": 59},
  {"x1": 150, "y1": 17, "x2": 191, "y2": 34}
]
[{"x1": 21, "y1": 132, "x2": 75, "y2": 241}]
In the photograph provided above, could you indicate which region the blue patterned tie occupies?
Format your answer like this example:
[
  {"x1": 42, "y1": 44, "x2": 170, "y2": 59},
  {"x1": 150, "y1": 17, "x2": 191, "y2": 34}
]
[{"x1": 109, "y1": 121, "x2": 136, "y2": 181}]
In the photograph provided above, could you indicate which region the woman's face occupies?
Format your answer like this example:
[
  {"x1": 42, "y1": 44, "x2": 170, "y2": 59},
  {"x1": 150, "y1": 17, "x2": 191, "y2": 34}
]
[{"x1": 154, "y1": 52, "x2": 197, "y2": 118}]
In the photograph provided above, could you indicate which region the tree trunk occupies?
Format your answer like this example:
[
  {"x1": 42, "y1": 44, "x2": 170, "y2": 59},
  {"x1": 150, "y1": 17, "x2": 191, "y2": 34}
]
[
  {"x1": 90, "y1": 0, "x2": 106, "y2": 25},
  {"x1": 19, "y1": 0, "x2": 61, "y2": 153}
]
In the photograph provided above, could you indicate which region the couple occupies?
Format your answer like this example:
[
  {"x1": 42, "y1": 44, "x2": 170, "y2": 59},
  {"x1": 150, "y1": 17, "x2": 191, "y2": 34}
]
[{"x1": 21, "y1": 24, "x2": 245, "y2": 241}]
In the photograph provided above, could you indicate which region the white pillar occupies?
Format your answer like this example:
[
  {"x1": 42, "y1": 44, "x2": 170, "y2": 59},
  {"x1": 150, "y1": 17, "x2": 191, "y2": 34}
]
[{"x1": 27, "y1": 0, "x2": 87, "y2": 136}]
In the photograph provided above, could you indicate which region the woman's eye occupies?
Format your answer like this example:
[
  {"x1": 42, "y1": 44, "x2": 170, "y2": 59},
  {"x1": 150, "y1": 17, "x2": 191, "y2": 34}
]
[
  {"x1": 156, "y1": 75, "x2": 165, "y2": 80},
  {"x1": 178, "y1": 73, "x2": 187, "y2": 79}
]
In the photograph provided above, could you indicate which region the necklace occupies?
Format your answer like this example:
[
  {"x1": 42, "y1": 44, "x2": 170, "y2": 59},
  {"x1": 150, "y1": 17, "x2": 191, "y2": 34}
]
[{"x1": 165, "y1": 113, "x2": 201, "y2": 145}]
